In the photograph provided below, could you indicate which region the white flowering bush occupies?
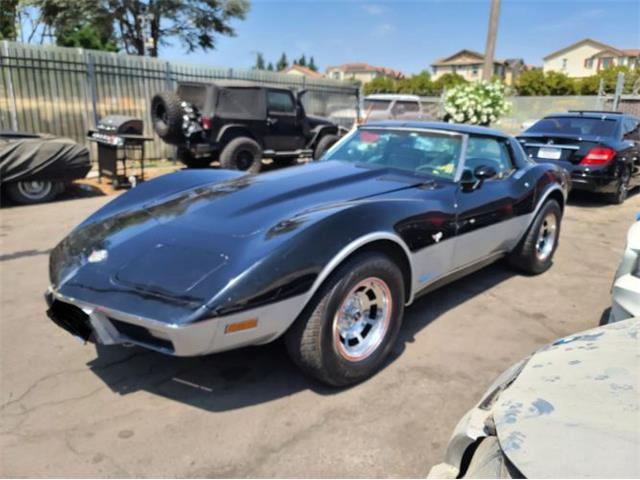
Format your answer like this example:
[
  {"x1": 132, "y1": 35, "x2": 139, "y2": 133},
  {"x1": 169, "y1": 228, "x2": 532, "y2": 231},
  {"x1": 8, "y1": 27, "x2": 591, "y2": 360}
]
[{"x1": 444, "y1": 81, "x2": 511, "y2": 126}]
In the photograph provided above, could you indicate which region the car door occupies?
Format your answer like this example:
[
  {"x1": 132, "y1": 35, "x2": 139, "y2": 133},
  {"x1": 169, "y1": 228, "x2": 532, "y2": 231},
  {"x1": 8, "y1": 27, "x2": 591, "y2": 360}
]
[
  {"x1": 263, "y1": 89, "x2": 304, "y2": 151},
  {"x1": 452, "y1": 135, "x2": 532, "y2": 270},
  {"x1": 622, "y1": 118, "x2": 640, "y2": 186}
]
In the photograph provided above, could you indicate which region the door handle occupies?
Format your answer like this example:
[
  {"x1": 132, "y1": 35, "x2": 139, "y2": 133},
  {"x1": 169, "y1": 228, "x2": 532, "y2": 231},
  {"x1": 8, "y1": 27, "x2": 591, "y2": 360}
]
[{"x1": 266, "y1": 117, "x2": 278, "y2": 126}]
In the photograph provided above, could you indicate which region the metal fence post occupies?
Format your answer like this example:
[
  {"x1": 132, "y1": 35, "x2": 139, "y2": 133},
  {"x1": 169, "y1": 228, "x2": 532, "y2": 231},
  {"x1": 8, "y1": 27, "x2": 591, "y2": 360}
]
[
  {"x1": 2, "y1": 40, "x2": 19, "y2": 131},
  {"x1": 612, "y1": 72, "x2": 624, "y2": 111},
  {"x1": 86, "y1": 53, "x2": 99, "y2": 127},
  {"x1": 165, "y1": 61, "x2": 172, "y2": 90}
]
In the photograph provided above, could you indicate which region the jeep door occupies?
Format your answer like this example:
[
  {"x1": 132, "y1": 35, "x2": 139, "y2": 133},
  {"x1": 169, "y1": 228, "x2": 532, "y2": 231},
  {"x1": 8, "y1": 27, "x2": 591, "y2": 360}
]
[{"x1": 264, "y1": 89, "x2": 305, "y2": 151}]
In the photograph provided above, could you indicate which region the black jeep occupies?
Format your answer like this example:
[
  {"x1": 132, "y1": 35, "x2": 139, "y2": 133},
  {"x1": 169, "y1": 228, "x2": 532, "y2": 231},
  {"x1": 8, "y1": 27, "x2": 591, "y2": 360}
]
[{"x1": 151, "y1": 82, "x2": 346, "y2": 172}]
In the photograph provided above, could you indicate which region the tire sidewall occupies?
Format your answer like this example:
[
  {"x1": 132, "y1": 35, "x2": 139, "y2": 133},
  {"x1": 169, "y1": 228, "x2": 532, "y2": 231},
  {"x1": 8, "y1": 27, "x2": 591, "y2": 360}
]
[
  {"x1": 317, "y1": 254, "x2": 404, "y2": 384},
  {"x1": 313, "y1": 134, "x2": 339, "y2": 160},
  {"x1": 220, "y1": 137, "x2": 262, "y2": 173},
  {"x1": 7, "y1": 180, "x2": 58, "y2": 205},
  {"x1": 613, "y1": 166, "x2": 631, "y2": 204},
  {"x1": 526, "y1": 200, "x2": 562, "y2": 273}
]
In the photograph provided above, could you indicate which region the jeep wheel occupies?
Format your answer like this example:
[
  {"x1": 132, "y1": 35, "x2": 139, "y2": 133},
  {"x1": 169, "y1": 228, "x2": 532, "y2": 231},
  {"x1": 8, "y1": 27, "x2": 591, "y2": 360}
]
[
  {"x1": 177, "y1": 147, "x2": 211, "y2": 169},
  {"x1": 313, "y1": 134, "x2": 340, "y2": 160},
  {"x1": 151, "y1": 91, "x2": 184, "y2": 144},
  {"x1": 219, "y1": 137, "x2": 262, "y2": 173}
]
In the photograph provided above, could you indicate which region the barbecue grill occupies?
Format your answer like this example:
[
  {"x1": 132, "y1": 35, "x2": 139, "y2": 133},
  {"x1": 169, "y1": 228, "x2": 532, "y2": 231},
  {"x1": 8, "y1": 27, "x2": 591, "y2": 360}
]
[{"x1": 88, "y1": 115, "x2": 153, "y2": 188}]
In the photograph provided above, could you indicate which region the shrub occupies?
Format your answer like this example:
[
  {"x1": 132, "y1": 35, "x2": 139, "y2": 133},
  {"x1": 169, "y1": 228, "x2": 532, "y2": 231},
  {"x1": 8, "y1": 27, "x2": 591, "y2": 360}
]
[{"x1": 444, "y1": 81, "x2": 511, "y2": 126}]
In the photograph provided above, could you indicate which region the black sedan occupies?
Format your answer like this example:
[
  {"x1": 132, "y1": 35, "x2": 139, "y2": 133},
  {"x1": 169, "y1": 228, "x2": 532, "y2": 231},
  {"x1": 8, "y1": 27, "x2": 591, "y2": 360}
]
[
  {"x1": 46, "y1": 121, "x2": 570, "y2": 386},
  {"x1": 518, "y1": 111, "x2": 640, "y2": 204}
]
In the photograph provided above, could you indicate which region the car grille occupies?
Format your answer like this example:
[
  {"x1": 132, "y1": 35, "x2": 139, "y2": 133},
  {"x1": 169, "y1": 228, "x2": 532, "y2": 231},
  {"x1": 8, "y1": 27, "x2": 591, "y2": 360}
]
[{"x1": 47, "y1": 300, "x2": 93, "y2": 341}]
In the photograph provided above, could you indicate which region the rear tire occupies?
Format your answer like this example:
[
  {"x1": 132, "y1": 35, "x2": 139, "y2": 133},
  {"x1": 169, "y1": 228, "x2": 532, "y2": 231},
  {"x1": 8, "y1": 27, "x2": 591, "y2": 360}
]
[
  {"x1": 219, "y1": 137, "x2": 262, "y2": 173},
  {"x1": 508, "y1": 199, "x2": 562, "y2": 275},
  {"x1": 608, "y1": 166, "x2": 631, "y2": 204},
  {"x1": 285, "y1": 252, "x2": 404, "y2": 386},
  {"x1": 151, "y1": 91, "x2": 184, "y2": 144},
  {"x1": 313, "y1": 134, "x2": 340, "y2": 160},
  {"x1": 177, "y1": 147, "x2": 211, "y2": 168},
  {"x1": 6, "y1": 180, "x2": 60, "y2": 205}
]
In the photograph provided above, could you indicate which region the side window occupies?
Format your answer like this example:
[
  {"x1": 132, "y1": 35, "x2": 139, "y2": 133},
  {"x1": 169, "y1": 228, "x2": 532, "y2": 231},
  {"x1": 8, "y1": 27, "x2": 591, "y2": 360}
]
[
  {"x1": 465, "y1": 136, "x2": 515, "y2": 180},
  {"x1": 623, "y1": 119, "x2": 640, "y2": 141},
  {"x1": 267, "y1": 90, "x2": 295, "y2": 113},
  {"x1": 395, "y1": 101, "x2": 420, "y2": 113}
]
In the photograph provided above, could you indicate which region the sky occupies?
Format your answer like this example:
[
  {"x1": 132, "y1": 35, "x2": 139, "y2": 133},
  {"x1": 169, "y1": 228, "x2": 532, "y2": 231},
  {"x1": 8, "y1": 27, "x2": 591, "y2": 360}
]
[{"x1": 161, "y1": 0, "x2": 640, "y2": 75}]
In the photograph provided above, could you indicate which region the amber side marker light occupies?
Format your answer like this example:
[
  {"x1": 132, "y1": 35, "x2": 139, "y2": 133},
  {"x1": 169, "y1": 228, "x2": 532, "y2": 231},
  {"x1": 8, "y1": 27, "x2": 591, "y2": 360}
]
[{"x1": 225, "y1": 318, "x2": 258, "y2": 334}]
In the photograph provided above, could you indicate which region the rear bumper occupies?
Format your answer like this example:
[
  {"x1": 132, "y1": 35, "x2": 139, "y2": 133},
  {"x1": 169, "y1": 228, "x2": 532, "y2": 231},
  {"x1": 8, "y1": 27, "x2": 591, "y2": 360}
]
[
  {"x1": 570, "y1": 169, "x2": 619, "y2": 193},
  {"x1": 45, "y1": 287, "x2": 306, "y2": 356}
]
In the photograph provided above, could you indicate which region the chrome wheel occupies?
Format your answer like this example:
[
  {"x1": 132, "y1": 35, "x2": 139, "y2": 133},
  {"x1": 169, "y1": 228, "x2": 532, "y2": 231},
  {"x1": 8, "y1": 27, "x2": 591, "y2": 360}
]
[
  {"x1": 535, "y1": 212, "x2": 557, "y2": 261},
  {"x1": 16, "y1": 181, "x2": 52, "y2": 200},
  {"x1": 333, "y1": 277, "x2": 392, "y2": 362}
]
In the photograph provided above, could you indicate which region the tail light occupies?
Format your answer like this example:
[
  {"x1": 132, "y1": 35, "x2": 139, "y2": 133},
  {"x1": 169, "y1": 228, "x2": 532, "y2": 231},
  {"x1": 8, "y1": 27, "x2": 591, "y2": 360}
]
[
  {"x1": 201, "y1": 115, "x2": 213, "y2": 130},
  {"x1": 580, "y1": 147, "x2": 616, "y2": 165}
]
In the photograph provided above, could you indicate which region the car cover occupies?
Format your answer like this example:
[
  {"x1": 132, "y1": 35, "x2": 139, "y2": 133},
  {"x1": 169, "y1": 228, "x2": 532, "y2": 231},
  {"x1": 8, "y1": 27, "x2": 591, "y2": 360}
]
[{"x1": 0, "y1": 132, "x2": 91, "y2": 184}]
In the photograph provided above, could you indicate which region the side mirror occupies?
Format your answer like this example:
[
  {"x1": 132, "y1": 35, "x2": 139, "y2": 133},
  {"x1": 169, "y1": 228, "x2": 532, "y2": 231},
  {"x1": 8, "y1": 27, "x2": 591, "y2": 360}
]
[
  {"x1": 474, "y1": 165, "x2": 497, "y2": 181},
  {"x1": 460, "y1": 165, "x2": 497, "y2": 191}
]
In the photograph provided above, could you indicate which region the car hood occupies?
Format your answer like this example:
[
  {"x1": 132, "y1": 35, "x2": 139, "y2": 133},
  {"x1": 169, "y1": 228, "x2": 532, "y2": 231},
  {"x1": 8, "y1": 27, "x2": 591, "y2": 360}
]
[
  {"x1": 50, "y1": 161, "x2": 425, "y2": 321},
  {"x1": 492, "y1": 319, "x2": 640, "y2": 478}
]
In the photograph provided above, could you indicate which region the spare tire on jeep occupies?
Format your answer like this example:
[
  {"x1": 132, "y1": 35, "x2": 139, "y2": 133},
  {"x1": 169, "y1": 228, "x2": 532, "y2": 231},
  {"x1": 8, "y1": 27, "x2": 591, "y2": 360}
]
[{"x1": 151, "y1": 92, "x2": 184, "y2": 144}]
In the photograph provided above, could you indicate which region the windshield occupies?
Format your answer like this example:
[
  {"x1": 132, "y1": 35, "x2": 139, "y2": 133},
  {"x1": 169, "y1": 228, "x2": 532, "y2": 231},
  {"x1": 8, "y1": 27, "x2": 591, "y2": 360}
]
[
  {"x1": 322, "y1": 128, "x2": 463, "y2": 180},
  {"x1": 528, "y1": 117, "x2": 618, "y2": 137}
]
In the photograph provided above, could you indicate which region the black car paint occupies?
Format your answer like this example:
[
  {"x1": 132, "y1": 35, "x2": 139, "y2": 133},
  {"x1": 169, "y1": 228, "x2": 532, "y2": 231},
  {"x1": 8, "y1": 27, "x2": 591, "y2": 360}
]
[
  {"x1": 49, "y1": 122, "x2": 568, "y2": 330},
  {"x1": 518, "y1": 113, "x2": 640, "y2": 194}
]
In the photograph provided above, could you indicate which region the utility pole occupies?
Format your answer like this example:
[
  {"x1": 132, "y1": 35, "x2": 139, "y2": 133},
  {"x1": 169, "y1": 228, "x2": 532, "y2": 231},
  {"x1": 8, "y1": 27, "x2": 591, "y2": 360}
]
[{"x1": 482, "y1": 0, "x2": 501, "y2": 81}]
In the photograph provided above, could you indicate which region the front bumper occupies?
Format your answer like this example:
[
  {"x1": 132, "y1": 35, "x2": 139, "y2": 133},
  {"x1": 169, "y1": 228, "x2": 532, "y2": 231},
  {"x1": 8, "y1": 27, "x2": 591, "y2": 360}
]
[{"x1": 45, "y1": 287, "x2": 306, "y2": 356}]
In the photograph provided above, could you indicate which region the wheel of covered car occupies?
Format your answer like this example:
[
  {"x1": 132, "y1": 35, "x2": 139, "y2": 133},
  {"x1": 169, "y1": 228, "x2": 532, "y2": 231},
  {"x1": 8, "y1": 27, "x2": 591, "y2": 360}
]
[
  {"x1": 6, "y1": 180, "x2": 59, "y2": 205},
  {"x1": 219, "y1": 137, "x2": 262, "y2": 173},
  {"x1": 313, "y1": 134, "x2": 340, "y2": 160},
  {"x1": 285, "y1": 251, "x2": 404, "y2": 386},
  {"x1": 508, "y1": 199, "x2": 561, "y2": 275},
  {"x1": 609, "y1": 166, "x2": 631, "y2": 204},
  {"x1": 176, "y1": 146, "x2": 211, "y2": 168},
  {"x1": 151, "y1": 91, "x2": 184, "y2": 144}
]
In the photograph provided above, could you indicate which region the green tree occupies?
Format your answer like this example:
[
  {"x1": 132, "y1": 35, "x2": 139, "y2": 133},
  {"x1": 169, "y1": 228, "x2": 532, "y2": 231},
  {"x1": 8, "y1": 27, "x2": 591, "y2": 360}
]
[
  {"x1": 544, "y1": 71, "x2": 577, "y2": 95},
  {"x1": 266, "y1": 62, "x2": 274, "y2": 71},
  {"x1": 0, "y1": 0, "x2": 18, "y2": 40},
  {"x1": 396, "y1": 70, "x2": 435, "y2": 96},
  {"x1": 253, "y1": 52, "x2": 265, "y2": 70},
  {"x1": 514, "y1": 69, "x2": 549, "y2": 96},
  {"x1": 308, "y1": 56, "x2": 317, "y2": 72},
  {"x1": 30, "y1": 0, "x2": 250, "y2": 56},
  {"x1": 276, "y1": 52, "x2": 288, "y2": 71},
  {"x1": 433, "y1": 73, "x2": 467, "y2": 94},
  {"x1": 363, "y1": 76, "x2": 397, "y2": 95},
  {"x1": 297, "y1": 54, "x2": 306, "y2": 67}
]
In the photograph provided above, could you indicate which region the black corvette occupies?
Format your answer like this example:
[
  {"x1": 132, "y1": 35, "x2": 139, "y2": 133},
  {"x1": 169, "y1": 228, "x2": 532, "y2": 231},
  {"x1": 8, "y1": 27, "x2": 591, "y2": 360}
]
[{"x1": 46, "y1": 121, "x2": 570, "y2": 386}]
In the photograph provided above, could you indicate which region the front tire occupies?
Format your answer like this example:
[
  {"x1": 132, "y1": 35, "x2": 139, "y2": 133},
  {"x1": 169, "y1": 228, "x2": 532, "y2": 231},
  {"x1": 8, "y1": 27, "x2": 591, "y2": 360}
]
[
  {"x1": 219, "y1": 137, "x2": 262, "y2": 173},
  {"x1": 508, "y1": 199, "x2": 562, "y2": 275},
  {"x1": 313, "y1": 134, "x2": 340, "y2": 160},
  {"x1": 285, "y1": 252, "x2": 404, "y2": 386}
]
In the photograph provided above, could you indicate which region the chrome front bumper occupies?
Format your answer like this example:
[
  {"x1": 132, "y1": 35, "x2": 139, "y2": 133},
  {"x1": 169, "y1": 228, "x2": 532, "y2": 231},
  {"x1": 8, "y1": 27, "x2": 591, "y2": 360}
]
[{"x1": 45, "y1": 287, "x2": 307, "y2": 356}]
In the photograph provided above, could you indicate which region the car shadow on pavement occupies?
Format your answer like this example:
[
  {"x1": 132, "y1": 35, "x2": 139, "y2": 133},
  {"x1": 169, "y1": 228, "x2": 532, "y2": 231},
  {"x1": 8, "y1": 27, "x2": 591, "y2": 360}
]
[{"x1": 86, "y1": 261, "x2": 515, "y2": 412}]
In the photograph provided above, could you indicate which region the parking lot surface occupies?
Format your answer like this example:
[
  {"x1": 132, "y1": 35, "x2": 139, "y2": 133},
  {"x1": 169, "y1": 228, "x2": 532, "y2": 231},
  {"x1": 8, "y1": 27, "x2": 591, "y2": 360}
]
[{"x1": 1, "y1": 191, "x2": 638, "y2": 477}]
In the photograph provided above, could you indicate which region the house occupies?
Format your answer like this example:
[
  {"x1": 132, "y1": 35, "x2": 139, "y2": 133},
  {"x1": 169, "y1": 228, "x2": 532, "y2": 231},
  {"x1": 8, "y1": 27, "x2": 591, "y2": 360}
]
[
  {"x1": 430, "y1": 49, "x2": 525, "y2": 85},
  {"x1": 283, "y1": 64, "x2": 323, "y2": 78},
  {"x1": 543, "y1": 38, "x2": 640, "y2": 78},
  {"x1": 325, "y1": 63, "x2": 404, "y2": 84}
]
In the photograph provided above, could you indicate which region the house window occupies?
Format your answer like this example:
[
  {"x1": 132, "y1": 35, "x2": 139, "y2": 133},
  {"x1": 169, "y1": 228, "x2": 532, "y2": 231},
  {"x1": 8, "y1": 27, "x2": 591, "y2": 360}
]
[
  {"x1": 584, "y1": 58, "x2": 594, "y2": 69},
  {"x1": 618, "y1": 57, "x2": 626, "y2": 66},
  {"x1": 601, "y1": 57, "x2": 613, "y2": 68},
  {"x1": 562, "y1": 58, "x2": 567, "y2": 69}
]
